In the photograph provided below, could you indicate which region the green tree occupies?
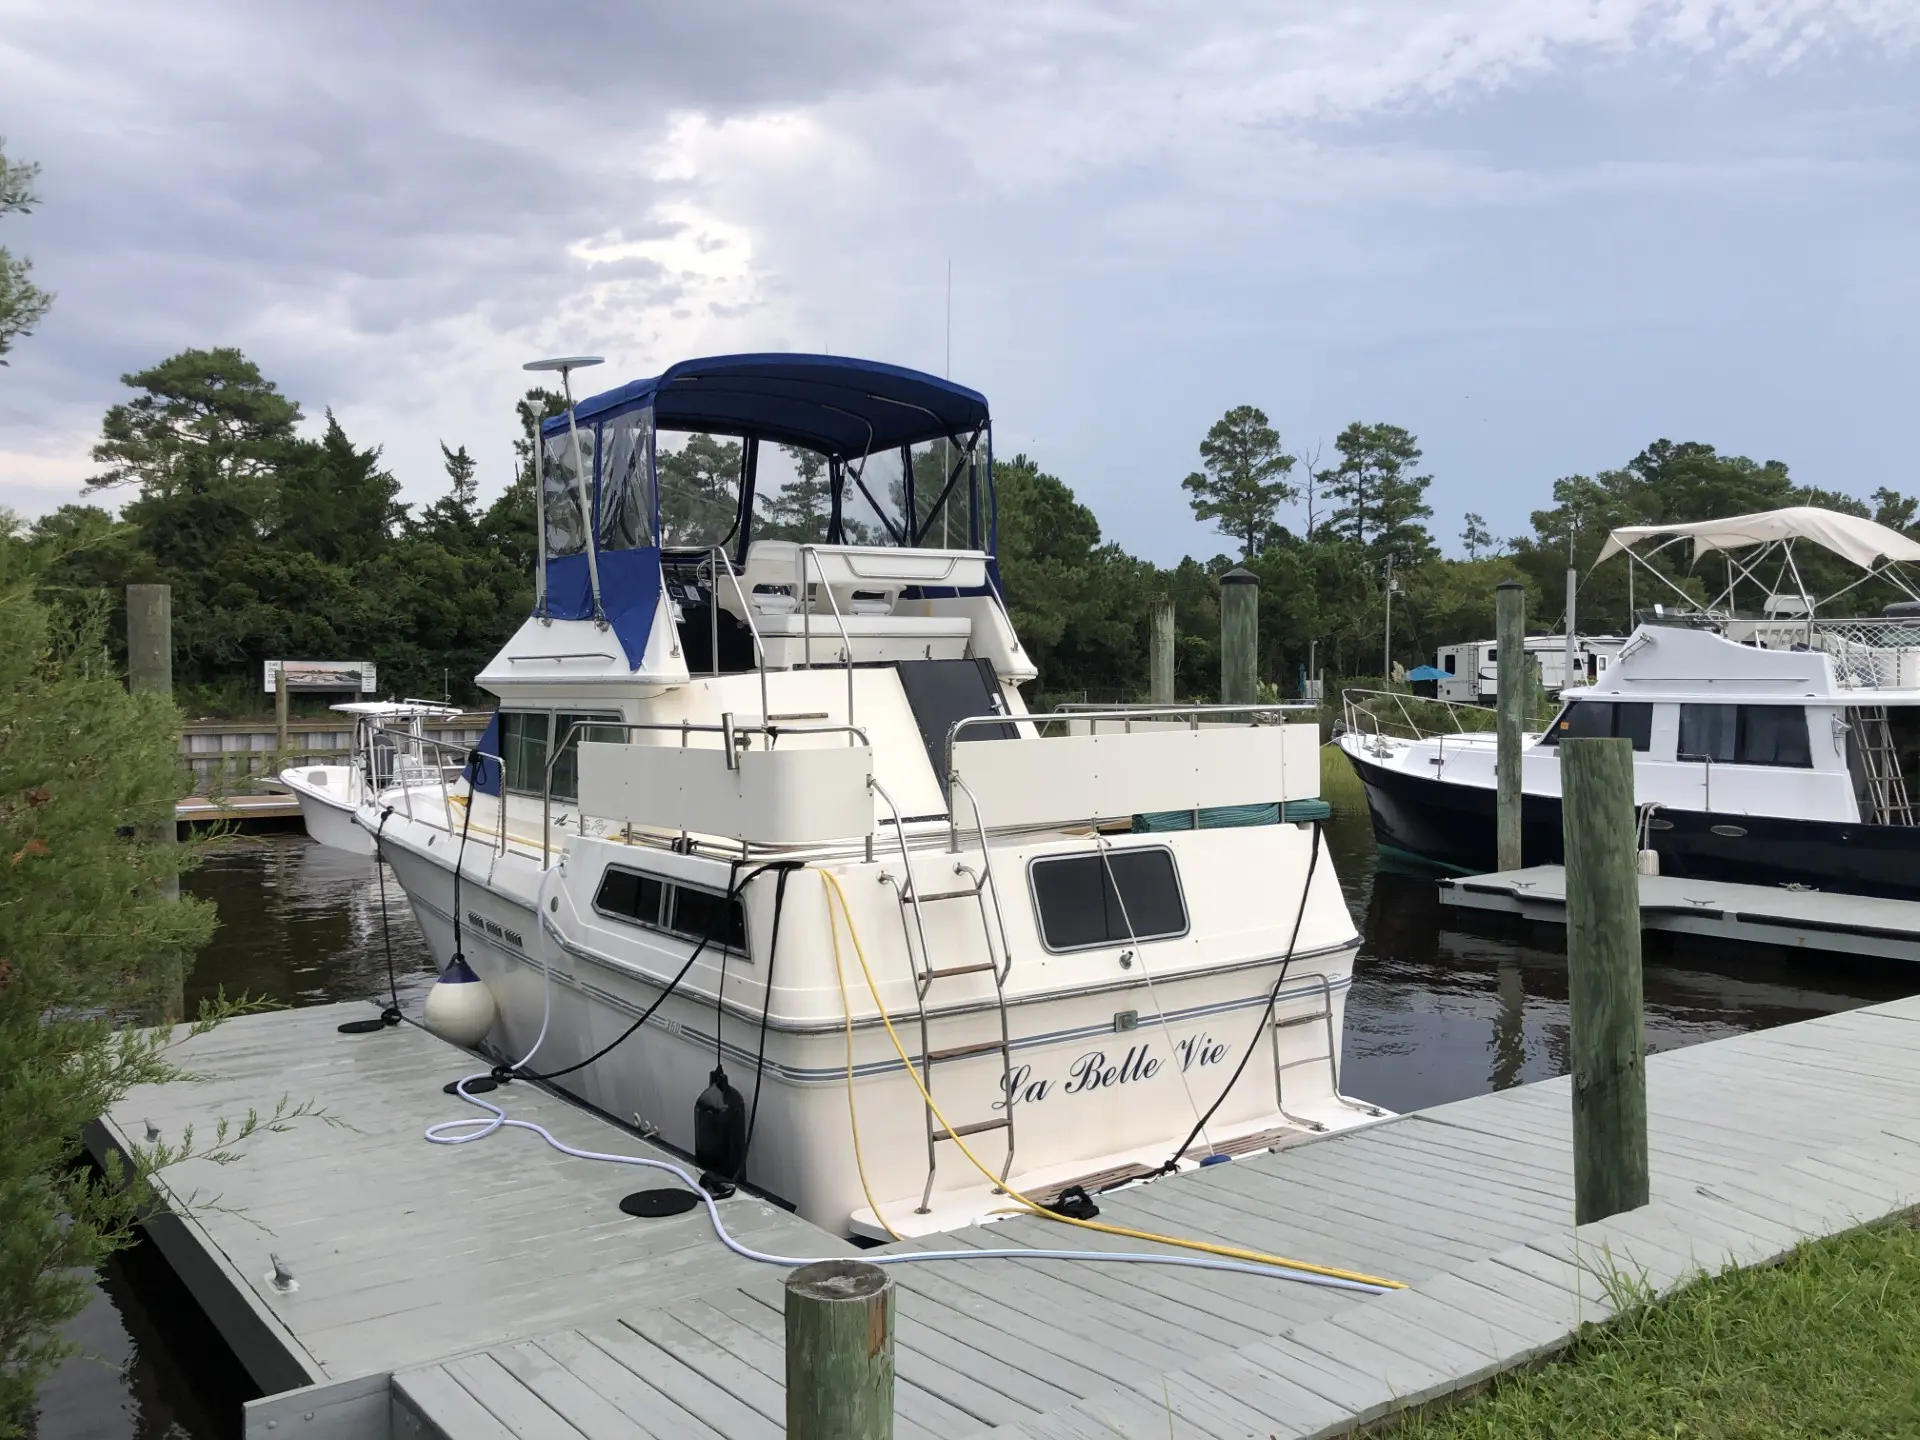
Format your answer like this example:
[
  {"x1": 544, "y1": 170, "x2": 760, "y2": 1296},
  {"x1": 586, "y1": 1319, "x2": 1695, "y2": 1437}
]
[
  {"x1": 276, "y1": 411, "x2": 402, "y2": 564},
  {"x1": 1181, "y1": 405, "x2": 1296, "y2": 560},
  {"x1": 0, "y1": 139, "x2": 52, "y2": 363},
  {"x1": 416, "y1": 442, "x2": 482, "y2": 550},
  {"x1": 996, "y1": 454, "x2": 1150, "y2": 697},
  {"x1": 1460, "y1": 512, "x2": 1493, "y2": 560},
  {"x1": 1320, "y1": 422, "x2": 1436, "y2": 561},
  {"x1": 0, "y1": 568, "x2": 219, "y2": 1431}
]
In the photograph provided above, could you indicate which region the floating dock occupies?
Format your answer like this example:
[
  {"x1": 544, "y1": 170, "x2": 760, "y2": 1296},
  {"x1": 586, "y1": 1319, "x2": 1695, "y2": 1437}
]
[
  {"x1": 1441, "y1": 864, "x2": 1920, "y2": 963},
  {"x1": 176, "y1": 790, "x2": 305, "y2": 829},
  {"x1": 95, "y1": 996, "x2": 1920, "y2": 1439}
]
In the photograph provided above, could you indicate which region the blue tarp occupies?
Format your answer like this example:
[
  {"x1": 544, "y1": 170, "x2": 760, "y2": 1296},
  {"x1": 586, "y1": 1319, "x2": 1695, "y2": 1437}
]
[{"x1": 541, "y1": 353, "x2": 990, "y2": 460}]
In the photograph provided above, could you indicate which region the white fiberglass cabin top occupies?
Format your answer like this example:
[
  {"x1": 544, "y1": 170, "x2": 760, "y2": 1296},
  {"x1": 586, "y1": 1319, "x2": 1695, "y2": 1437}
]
[
  {"x1": 363, "y1": 354, "x2": 1374, "y2": 1239},
  {"x1": 1340, "y1": 506, "x2": 1920, "y2": 899}
]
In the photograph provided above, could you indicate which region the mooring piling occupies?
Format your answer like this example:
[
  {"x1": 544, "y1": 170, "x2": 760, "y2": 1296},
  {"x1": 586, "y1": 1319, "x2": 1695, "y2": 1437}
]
[
  {"x1": 1495, "y1": 580, "x2": 1526, "y2": 871},
  {"x1": 1220, "y1": 566, "x2": 1257, "y2": 707},
  {"x1": 1150, "y1": 594, "x2": 1176, "y2": 705},
  {"x1": 785, "y1": 1258, "x2": 895, "y2": 1440},
  {"x1": 1561, "y1": 734, "x2": 1650, "y2": 1224}
]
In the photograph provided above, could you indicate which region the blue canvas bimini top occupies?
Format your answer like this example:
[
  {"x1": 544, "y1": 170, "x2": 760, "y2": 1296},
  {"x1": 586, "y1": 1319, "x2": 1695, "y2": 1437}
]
[{"x1": 540, "y1": 353, "x2": 990, "y2": 457}]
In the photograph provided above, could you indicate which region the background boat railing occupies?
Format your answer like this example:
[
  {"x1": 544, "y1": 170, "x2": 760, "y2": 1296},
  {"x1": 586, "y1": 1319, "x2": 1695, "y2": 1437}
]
[
  {"x1": 1799, "y1": 619, "x2": 1920, "y2": 689},
  {"x1": 797, "y1": 544, "x2": 858, "y2": 738},
  {"x1": 1337, "y1": 687, "x2": 1501, "y2": 748},
  {"x1": 365, "y1": 725, "x2": 508, "y2": 854}
]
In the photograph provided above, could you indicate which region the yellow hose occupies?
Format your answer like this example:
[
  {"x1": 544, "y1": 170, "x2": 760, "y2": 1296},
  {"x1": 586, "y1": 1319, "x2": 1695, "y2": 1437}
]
[
  {"x1": 823, "y1": 880, "x2": 904, "y2": 1241},
  {"x1": 816, "y1": 868, "x2": 1403, "y2": 1290}
]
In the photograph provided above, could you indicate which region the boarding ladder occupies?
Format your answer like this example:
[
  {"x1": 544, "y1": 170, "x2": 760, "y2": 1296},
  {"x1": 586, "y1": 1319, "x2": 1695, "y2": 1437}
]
[
  {"x1": 1270, "y1": 971, "x2": 1386, "y2": 1132},
  {"x1": 871, "y1": 776, "x2": 1019, "y2": 1215},
  {"x1": 1850, "y1": 706, "x2": 1914, "y2": 826}
]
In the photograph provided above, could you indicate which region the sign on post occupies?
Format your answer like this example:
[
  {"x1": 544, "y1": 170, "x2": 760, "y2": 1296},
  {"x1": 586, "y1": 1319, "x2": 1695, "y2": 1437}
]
[{"x1": 263, "y1": 660, "x2": 377, "y2": 694}]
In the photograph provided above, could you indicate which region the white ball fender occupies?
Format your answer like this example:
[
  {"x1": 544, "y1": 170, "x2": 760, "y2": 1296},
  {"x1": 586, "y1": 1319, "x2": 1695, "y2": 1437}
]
[{"x1": 423, "y1": 955, "x2": 497, "y2": 1047}]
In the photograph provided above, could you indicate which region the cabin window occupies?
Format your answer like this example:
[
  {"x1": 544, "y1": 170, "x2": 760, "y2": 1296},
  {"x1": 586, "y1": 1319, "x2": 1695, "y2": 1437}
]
[
  {"x1": 657, "y1": 431, "x2": 745, "y2": 551},
  {"x1": 593, "y1": 867, "x2": 747, "y2": 955},
  {"x1": 1028, "y1": 848, "x2": 1188, "y2": 953},
  {"x1": 1541, "y1": 701, "x2": 1653, "y2": 751},
  {"x1": 541, "y1": 428, "x2": 593, "y2": 558},
  {"x1": 549, "y1": 712, "x2": 625, "y2": 803},
  {"x1": 500, "y1": 712, "x2": 550, "y2": 795},
  {"x1": 598, "y1": 407, "x2": 654, "y2": 551},
  {"x1": 1678, "y1": 704, "x2": 1811, "y2": 768}
]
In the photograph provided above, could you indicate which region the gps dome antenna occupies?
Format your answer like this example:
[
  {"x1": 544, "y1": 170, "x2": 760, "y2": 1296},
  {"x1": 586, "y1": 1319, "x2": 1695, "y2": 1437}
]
[{"x1": 523, "y1": 356, "x2": 606, "y2": 628}]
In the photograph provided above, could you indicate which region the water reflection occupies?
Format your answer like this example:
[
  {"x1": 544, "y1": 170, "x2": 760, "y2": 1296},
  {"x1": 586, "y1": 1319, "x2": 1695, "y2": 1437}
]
[
  {"x1": 34, "y1": 822, "x2": 1918, "y2": 1440},
  {"x1": 1327, "y1": 811, "x2": 1914, "y2": 1114}
]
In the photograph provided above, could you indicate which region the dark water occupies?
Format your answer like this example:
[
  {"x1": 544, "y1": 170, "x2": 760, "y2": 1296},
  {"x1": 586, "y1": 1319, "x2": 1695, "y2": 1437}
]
[{"x1": 31, "y1": 817, "x2": 1917, "y2": 1438}]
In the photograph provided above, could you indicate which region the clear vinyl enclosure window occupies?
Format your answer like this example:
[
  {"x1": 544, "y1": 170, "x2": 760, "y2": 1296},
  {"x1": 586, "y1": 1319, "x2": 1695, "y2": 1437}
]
[
  {"x1": 1028, "y1": 848, "x2": 1188, "y2": 953},
  {"x1": 598, "y1": 408, "x2": 654, "y2": 551},
  {"x1": 839, "y1": 446, "x2": 907, "y2": 546},
  {"x1": 909, "y1": 436, "x2": 976, "y2": 547},
  {"x1": 550, "y1": 712, "x2": 624, "y2": 803},
  {"x1": 657, "y1": 431, "x2": 745, "y2": 550},
  {"x1": 541, "y1": 427, "x2": 596, "y2": 558},
  {"x1": 753, "y1": 443, "x2": 833, "y2": 544}
]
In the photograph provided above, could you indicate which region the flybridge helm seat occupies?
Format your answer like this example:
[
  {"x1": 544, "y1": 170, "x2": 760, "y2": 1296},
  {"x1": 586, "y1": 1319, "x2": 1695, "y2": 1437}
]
[{"x1": 530, "y1": 353, "x2": 1002, "y2": 673}]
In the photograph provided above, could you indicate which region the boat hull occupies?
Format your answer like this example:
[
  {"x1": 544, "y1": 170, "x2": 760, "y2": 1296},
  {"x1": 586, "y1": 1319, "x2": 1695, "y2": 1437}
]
[
  {"x1": 377, "y1": 824, "x2": 1368, "y2": 1236},
  {"x1": 1346, "y1": 749, "x2": 1920, "y2": 901},
  {"x1": 281, "y1": 768, "x2": 374, "y2": 855}
]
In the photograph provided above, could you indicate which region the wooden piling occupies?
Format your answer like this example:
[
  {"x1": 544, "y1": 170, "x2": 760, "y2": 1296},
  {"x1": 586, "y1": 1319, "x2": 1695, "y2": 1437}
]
[
  {"x1": 1561, "y1": 735, "x2": 1649, "y2": 1225},
  {"x1": 275, "y1": 665, "x2": 290, "y2": 763},
  {"x1": 786, "y1": 1259, "x2": 895, "y2": 1440},
  {"x1": 1150, "y1": 596, "x2": 1176, "y2": 705},
  {"x1": 127, "y1": 585, "x2": 181, "y2": 1014},
  {"x1": 1220, "y1": 567, "x2": 1257, "y2": 707},
  {"x1": 1495, "y1": 581, "x2": 1526, "y2": 871}
]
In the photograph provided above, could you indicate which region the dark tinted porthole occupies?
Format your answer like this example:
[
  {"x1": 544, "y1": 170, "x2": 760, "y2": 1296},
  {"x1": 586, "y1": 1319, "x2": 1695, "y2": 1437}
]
[{"x1": 1028, "y1": 849, "x2": 1187, "y2": 953}]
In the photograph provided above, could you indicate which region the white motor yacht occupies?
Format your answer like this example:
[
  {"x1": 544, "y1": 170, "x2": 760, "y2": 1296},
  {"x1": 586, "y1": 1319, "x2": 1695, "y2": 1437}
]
[
  {"x1": 1340, "y1": 506, "x2": 1920, "y2": 899},
  {"x1": 280, "y1": 700, "x2": 463, "y2": 854},
  {"x1": 366, "y1": 352, "x2": 1380, "y2": 1239}
]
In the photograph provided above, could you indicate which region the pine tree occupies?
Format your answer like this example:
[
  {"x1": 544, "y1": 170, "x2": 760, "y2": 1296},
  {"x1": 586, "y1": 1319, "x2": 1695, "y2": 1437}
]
[
  {"x1": 0, "y1": 138, "x2": 53, "y2": 363},
  {"x1": 418, "y1": 442, "x2": 481, "y2": 548},
  {"x1": 0, "y1": 570, "x2": 223, "y2": 1428},
  {"x1": 1321, "y1": 421, "x2": 1436, "y2": 562},
  {"x1": 1180, "y1": 405, "x2": 1296, "y2": 559},
  {"x1": 1461, "y1": 512, "x2": 1494, "y2": 560},
  {"x1": 276, "y1": 411, "x2": 402, "y2": 564}
]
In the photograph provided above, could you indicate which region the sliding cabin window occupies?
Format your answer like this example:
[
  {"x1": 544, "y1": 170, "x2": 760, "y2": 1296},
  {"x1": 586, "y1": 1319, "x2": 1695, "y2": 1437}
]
[
  {"x1": 1028, "y1": 848, "x2": 1188, "y2": 953},
  {"x1": 593, "y1": 866, "x2": 748, "y2": 956},
  {"x1": 1679, "y1": 704, "x2": 1811, "y2": 768},
  {"x1": 499, "y1": 711, "x2": 623, "y2": 800},
  {"x1": 1540, "y1": 701, "x2": 1653, "y2": 751}
]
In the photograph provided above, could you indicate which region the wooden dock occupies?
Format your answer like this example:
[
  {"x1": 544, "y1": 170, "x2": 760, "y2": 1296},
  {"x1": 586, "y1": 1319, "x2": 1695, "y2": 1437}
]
[
  {"x1": 97, "y1": 996, "x2": 1920, "y2": 1439},
  {"x1": 1440, "y1": 863, "x2": 1920, "y2": 962},
  {"x1": 176, "y1": 790, "x2": 305, "y2": 828}
]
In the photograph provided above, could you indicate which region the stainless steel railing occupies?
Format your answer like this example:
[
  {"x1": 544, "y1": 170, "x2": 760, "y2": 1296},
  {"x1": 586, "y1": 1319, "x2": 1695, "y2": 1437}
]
[{"x1": 796, "y1": 544, "x2": 858, "y2": 740}]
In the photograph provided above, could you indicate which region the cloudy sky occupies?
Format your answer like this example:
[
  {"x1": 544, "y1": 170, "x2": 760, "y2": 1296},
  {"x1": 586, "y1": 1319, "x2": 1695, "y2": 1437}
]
[{"x1": 2, "y1": 1, "x2": 1916, "y2": 563}]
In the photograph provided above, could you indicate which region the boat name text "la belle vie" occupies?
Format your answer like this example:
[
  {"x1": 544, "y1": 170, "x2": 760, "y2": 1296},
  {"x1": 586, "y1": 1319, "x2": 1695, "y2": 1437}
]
[{"x1": 994, "y1": 1032, "x2": 1231, "y2": 1109}]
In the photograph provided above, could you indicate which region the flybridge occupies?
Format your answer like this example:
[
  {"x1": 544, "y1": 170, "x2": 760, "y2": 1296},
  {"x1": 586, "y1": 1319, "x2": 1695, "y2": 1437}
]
[{"x1": 529, "y1": 352, "x2": 999, "y2": 670}]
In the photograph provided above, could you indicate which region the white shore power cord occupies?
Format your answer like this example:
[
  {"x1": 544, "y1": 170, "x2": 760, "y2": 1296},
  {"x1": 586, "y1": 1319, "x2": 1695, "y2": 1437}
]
[{"x1": 422, "y1": 863, "x2": 1393, "y2": 1296}]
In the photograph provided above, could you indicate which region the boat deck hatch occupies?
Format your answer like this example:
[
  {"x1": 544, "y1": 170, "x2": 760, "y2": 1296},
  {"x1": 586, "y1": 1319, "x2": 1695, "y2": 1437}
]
[{"x1": 895, "y1": 657, "x2": 1017, "y2": 792}]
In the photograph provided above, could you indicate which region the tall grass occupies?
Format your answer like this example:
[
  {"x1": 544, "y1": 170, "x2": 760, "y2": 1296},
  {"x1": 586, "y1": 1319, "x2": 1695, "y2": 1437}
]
[{"x1": 1320, "y1": 742, "x2": 1368, "y2": 814}]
